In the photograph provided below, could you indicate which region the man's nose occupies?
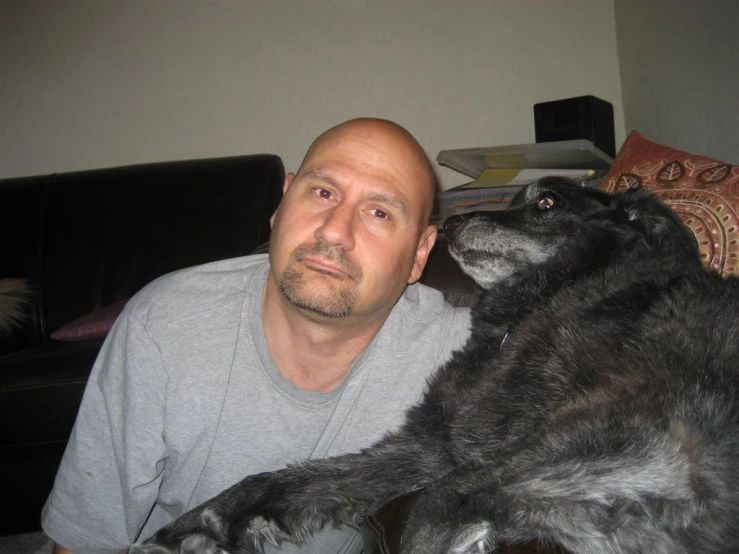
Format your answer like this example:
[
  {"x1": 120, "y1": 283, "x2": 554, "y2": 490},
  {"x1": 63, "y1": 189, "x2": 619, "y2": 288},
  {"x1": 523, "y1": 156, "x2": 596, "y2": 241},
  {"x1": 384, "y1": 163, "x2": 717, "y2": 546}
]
[{"x1": 314, "y1": 204, "x2": 356, "y2": 250}]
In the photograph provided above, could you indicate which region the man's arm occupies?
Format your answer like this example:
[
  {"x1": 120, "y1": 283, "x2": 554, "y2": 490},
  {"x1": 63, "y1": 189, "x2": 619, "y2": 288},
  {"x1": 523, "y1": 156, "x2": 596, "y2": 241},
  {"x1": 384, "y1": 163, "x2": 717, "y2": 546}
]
[
  {"x1": 42, "y1": 300, "x2": 168, "y2": 552},
  {"x1": 54, "y1": 543, "x2": 127, "y2": 554}
]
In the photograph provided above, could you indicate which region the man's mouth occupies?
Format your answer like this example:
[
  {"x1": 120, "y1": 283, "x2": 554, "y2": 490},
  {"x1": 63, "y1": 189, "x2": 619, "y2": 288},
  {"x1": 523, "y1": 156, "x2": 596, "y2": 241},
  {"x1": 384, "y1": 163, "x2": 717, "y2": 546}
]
[
  {"x1": 291, "y1": 242, "x2": 361, "y2": 281},
  {"x1": 301, "y1": 257, "x2": 352, "y2": 279}
]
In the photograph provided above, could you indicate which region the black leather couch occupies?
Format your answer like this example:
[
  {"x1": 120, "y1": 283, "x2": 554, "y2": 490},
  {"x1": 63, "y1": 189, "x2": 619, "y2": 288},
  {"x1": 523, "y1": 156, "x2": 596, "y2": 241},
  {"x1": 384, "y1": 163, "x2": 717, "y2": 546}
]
[{"x1": 0, "y1": 155, "x2": 285, "y2": 536}]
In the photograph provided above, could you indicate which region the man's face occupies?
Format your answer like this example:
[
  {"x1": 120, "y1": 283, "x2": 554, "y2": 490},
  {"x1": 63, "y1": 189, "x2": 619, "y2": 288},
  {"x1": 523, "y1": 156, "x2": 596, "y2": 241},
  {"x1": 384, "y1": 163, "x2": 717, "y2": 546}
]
[{"x1": 269, "y1": 128, "x2": 435, "y2": 321}]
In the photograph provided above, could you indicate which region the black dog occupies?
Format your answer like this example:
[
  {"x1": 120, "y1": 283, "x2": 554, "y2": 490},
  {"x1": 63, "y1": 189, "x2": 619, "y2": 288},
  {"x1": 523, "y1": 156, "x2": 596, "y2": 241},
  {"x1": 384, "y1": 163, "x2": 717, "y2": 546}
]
[{"x1": 134, "y1": 178, "x2": 739, "y2": 554}]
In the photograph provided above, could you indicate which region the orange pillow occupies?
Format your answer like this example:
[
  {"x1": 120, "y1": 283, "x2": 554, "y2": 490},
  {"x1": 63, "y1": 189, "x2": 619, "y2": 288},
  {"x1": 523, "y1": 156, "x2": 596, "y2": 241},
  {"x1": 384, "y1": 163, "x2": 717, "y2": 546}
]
[{"x1": 598, "y1": 131, "x2": 739, "y2": 276}]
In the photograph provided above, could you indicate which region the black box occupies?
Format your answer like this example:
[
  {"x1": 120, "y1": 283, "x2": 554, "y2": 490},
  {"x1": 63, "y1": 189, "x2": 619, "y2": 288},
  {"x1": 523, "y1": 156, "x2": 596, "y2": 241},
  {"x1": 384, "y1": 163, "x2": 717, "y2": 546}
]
[{"x1": 534, "y1": 95, "x2": 615, "y2": 158}]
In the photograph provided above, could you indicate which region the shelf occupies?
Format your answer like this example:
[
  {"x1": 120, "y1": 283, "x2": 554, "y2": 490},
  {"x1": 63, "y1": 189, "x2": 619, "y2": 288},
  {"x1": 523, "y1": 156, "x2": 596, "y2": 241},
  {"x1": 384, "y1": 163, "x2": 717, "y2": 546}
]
[{"x1": 437, "y1": 139, "x2": 613, "y2": 179}]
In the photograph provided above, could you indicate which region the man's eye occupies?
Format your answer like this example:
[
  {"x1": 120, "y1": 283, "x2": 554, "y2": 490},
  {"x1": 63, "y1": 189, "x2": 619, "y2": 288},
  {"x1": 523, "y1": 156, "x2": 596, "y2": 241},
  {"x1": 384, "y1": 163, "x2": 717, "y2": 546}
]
[
  {"x1": 371, "y1": 209, "x2": 389, "y2": 220},
  {"x1": 316, "y1": 188, "x2": 333, "y2": 199}
]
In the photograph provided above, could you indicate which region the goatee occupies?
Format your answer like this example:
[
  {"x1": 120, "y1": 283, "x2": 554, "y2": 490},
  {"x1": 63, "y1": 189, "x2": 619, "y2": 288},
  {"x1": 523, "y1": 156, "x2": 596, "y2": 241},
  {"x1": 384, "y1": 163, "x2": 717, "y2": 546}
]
[{"x1": 278, "y1": 243, "x2": 362, "y2": 318}]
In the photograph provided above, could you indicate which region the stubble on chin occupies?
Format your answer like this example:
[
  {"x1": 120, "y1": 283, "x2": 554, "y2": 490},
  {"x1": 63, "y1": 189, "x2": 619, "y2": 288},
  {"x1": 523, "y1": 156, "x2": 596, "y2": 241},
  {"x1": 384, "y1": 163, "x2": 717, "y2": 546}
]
[{"x1": 278, "y1": 243, "x2": 362, "y2": 318}]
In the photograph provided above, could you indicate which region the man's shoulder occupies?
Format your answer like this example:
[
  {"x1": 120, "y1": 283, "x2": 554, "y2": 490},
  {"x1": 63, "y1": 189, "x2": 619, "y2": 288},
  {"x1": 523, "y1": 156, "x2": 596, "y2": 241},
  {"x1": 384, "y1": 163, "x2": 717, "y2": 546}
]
[
  {"x1": 395, "y1": 281, "x2": 470, "y2": 324},
  {"x1": 125, "y1": 254, "x2": 269, "y2": 329},
  {"x1": 384, "y1": 282, "x2": 471, "y2": 355}
]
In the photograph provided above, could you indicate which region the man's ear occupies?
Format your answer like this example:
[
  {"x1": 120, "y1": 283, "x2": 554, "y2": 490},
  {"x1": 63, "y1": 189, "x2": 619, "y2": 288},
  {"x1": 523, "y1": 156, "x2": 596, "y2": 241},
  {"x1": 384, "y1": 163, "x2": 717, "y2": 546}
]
[
  {"x1": 282, "y1": 172, "x2": 296, "y2": 194},
  {"x1": 408, "y1": 225, "x2": 438, "y2": 284},
  {"x1": 270, "y1": 173, "x2": 296, "y2": 228}
]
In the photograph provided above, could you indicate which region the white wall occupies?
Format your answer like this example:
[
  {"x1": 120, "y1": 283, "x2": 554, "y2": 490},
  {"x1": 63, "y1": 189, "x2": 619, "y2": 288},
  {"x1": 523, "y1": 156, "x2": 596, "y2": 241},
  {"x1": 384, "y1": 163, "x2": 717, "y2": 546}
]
[
  {"x1": 0, "y1": 0, "x2": 625, "y2": 190},
  {"x1": 615, "y1": 0, "x2": 739, "y2": 163}
]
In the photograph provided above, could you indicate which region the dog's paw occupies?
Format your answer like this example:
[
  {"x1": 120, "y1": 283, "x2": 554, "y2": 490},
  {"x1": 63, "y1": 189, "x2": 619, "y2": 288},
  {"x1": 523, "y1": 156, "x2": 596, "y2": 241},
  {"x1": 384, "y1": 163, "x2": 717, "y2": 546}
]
[
  {"x1": 132, "y1": 505, "x2": 242, "y2": 554},
  {"x1": 237, "y1": 515, "x2": 291, "y2": 550},
  {"x1": 447, "y1": 522, "x2": 495, "y2": 554},
  {"x1": 129, "y1": 533, "x2": 234, "y2": 554},
  {"x1": 131, "y1": 510, "x2": 289, "y2": 554},
  {"x1": 401, "y1": 521, "x2": 497, "y2": 554}
]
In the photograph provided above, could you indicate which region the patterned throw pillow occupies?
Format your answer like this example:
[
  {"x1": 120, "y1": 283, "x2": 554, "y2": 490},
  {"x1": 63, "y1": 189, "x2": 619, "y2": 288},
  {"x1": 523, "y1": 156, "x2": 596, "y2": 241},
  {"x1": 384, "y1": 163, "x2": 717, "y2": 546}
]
[{"x1": 598, "y1": 131, "x2": 739, "y2": 276}]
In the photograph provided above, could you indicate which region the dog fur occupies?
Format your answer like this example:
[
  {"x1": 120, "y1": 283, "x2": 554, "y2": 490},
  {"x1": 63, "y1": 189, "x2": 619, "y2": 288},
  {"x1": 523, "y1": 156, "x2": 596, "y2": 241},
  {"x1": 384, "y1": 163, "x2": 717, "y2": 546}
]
[{"x1": 134, "y1": 177, "x2": 739, "y2": 554}]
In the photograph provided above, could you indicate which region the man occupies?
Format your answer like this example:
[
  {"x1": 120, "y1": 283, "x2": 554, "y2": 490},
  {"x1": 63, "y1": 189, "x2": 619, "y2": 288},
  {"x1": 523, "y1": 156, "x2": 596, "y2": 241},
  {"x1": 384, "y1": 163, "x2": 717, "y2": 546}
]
[{"x1": 42, "y1": 118, "x2": 471, "y2": 554}]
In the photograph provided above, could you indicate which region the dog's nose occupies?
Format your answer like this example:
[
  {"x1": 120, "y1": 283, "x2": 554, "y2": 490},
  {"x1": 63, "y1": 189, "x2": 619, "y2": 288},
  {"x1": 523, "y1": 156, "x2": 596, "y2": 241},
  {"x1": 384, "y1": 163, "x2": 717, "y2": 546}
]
[{"x1": 443, "y1": 215, "x2": 466, "y2": 235}]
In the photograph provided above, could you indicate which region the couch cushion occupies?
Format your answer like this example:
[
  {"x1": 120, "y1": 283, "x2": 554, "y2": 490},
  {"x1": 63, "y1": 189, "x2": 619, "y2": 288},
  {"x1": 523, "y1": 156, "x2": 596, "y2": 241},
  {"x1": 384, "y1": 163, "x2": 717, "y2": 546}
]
[
  {"x1": 0, "y1": 339, "x2": 104, "y2": 447},
  {"x1": 598, "y1": 132, "x2": 739, "y2": 276}
]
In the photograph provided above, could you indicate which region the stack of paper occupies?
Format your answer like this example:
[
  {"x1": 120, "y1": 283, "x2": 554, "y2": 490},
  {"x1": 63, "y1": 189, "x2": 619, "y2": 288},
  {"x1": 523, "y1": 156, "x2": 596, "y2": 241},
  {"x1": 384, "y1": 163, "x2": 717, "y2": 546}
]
[
  {"x1": 435, "y1": 140, "x2": 614, "y2": 222},
  {"x1": 440, "y1": 168, "x2": 597, "y2": 219}
]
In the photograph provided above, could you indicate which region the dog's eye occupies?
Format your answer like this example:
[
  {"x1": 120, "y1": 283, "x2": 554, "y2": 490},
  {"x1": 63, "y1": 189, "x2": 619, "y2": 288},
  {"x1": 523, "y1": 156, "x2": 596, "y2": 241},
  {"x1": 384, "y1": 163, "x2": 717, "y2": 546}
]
[{"x1": 537, "y1": 196, "x2": 555, "y2": 211}]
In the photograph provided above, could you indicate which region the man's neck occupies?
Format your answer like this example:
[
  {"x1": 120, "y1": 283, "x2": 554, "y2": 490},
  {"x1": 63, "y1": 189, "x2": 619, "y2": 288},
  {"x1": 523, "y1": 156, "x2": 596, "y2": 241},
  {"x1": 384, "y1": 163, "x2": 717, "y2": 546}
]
[{"x1": 261, "y1": 274, "x2": 389, "y2": 392}]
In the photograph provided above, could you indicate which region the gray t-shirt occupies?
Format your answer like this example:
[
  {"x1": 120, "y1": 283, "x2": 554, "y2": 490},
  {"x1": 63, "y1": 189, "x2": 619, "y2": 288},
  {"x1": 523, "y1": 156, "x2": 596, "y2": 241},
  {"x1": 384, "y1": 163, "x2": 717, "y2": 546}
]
[{"x1": 42, "y1": 255, "x2": 471, "y2": 554}]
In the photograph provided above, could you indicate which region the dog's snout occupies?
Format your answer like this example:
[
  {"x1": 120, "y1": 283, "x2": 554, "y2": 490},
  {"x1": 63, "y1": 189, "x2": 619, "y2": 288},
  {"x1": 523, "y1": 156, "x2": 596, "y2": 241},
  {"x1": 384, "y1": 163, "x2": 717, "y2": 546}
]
[{"x1": 443, "y1": 215, "x2": 467, "y2": 235}]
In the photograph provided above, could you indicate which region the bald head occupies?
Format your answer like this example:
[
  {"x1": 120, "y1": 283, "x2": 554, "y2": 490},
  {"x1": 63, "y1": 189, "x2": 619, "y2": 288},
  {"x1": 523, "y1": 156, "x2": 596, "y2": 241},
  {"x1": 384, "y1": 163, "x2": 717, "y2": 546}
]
[
  {"x1": 298, "y1": 118, "x2": 437, "y2": 222},
  {"x1": 268, "y1": 117, "x2": 441, "y2": 324}
]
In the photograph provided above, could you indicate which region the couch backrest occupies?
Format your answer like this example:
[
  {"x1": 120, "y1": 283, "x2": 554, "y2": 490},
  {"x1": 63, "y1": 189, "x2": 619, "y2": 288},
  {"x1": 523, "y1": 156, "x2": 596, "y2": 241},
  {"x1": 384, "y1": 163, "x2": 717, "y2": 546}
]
[
  {"x1": 1, "y1": 154, "x2": 284, "y2": 354},
  {"x1": 419, "y1": 235, "x2": 478, "y2": 307}
]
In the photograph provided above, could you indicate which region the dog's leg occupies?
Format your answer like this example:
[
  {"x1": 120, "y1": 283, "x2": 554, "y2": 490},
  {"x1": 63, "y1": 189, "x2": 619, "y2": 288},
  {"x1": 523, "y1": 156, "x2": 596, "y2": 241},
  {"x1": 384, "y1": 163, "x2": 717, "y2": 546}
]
[
  {"x1": 398, "y1": 465, "x2": 695, "y2": 554},
  {"x1": 398, "y1": 478, "x2": 497, "y2": 554},
  {"x1": 485, "y1": 408, "x2": 736, "y2": 554},
  {"x1": 130, "y1": 416, "x2": 455, "y2": 554},
  {"x1": 484, "y1": 452, "x2": 698, "y2": 554},
  {"x1": 399, "y1": 414, "x2": 722, "y2": 554}
]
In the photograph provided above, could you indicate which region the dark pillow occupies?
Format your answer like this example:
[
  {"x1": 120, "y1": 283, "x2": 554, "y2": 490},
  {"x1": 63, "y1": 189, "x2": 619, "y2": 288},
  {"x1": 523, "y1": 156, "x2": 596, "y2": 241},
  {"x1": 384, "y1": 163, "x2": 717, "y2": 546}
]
[{"x1": 50, "y1": 299, "x2": 128, "y2": 342}]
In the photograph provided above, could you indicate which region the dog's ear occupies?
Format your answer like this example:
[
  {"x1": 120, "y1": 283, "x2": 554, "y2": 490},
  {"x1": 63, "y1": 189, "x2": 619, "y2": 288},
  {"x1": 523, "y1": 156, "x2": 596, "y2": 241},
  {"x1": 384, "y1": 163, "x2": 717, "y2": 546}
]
[
  {"x1": 615, "y1": 189, "x2": 677, "y2": 235},
  {"x1": 611, "y1": 189, "x2": 700, "y2": 262}
]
